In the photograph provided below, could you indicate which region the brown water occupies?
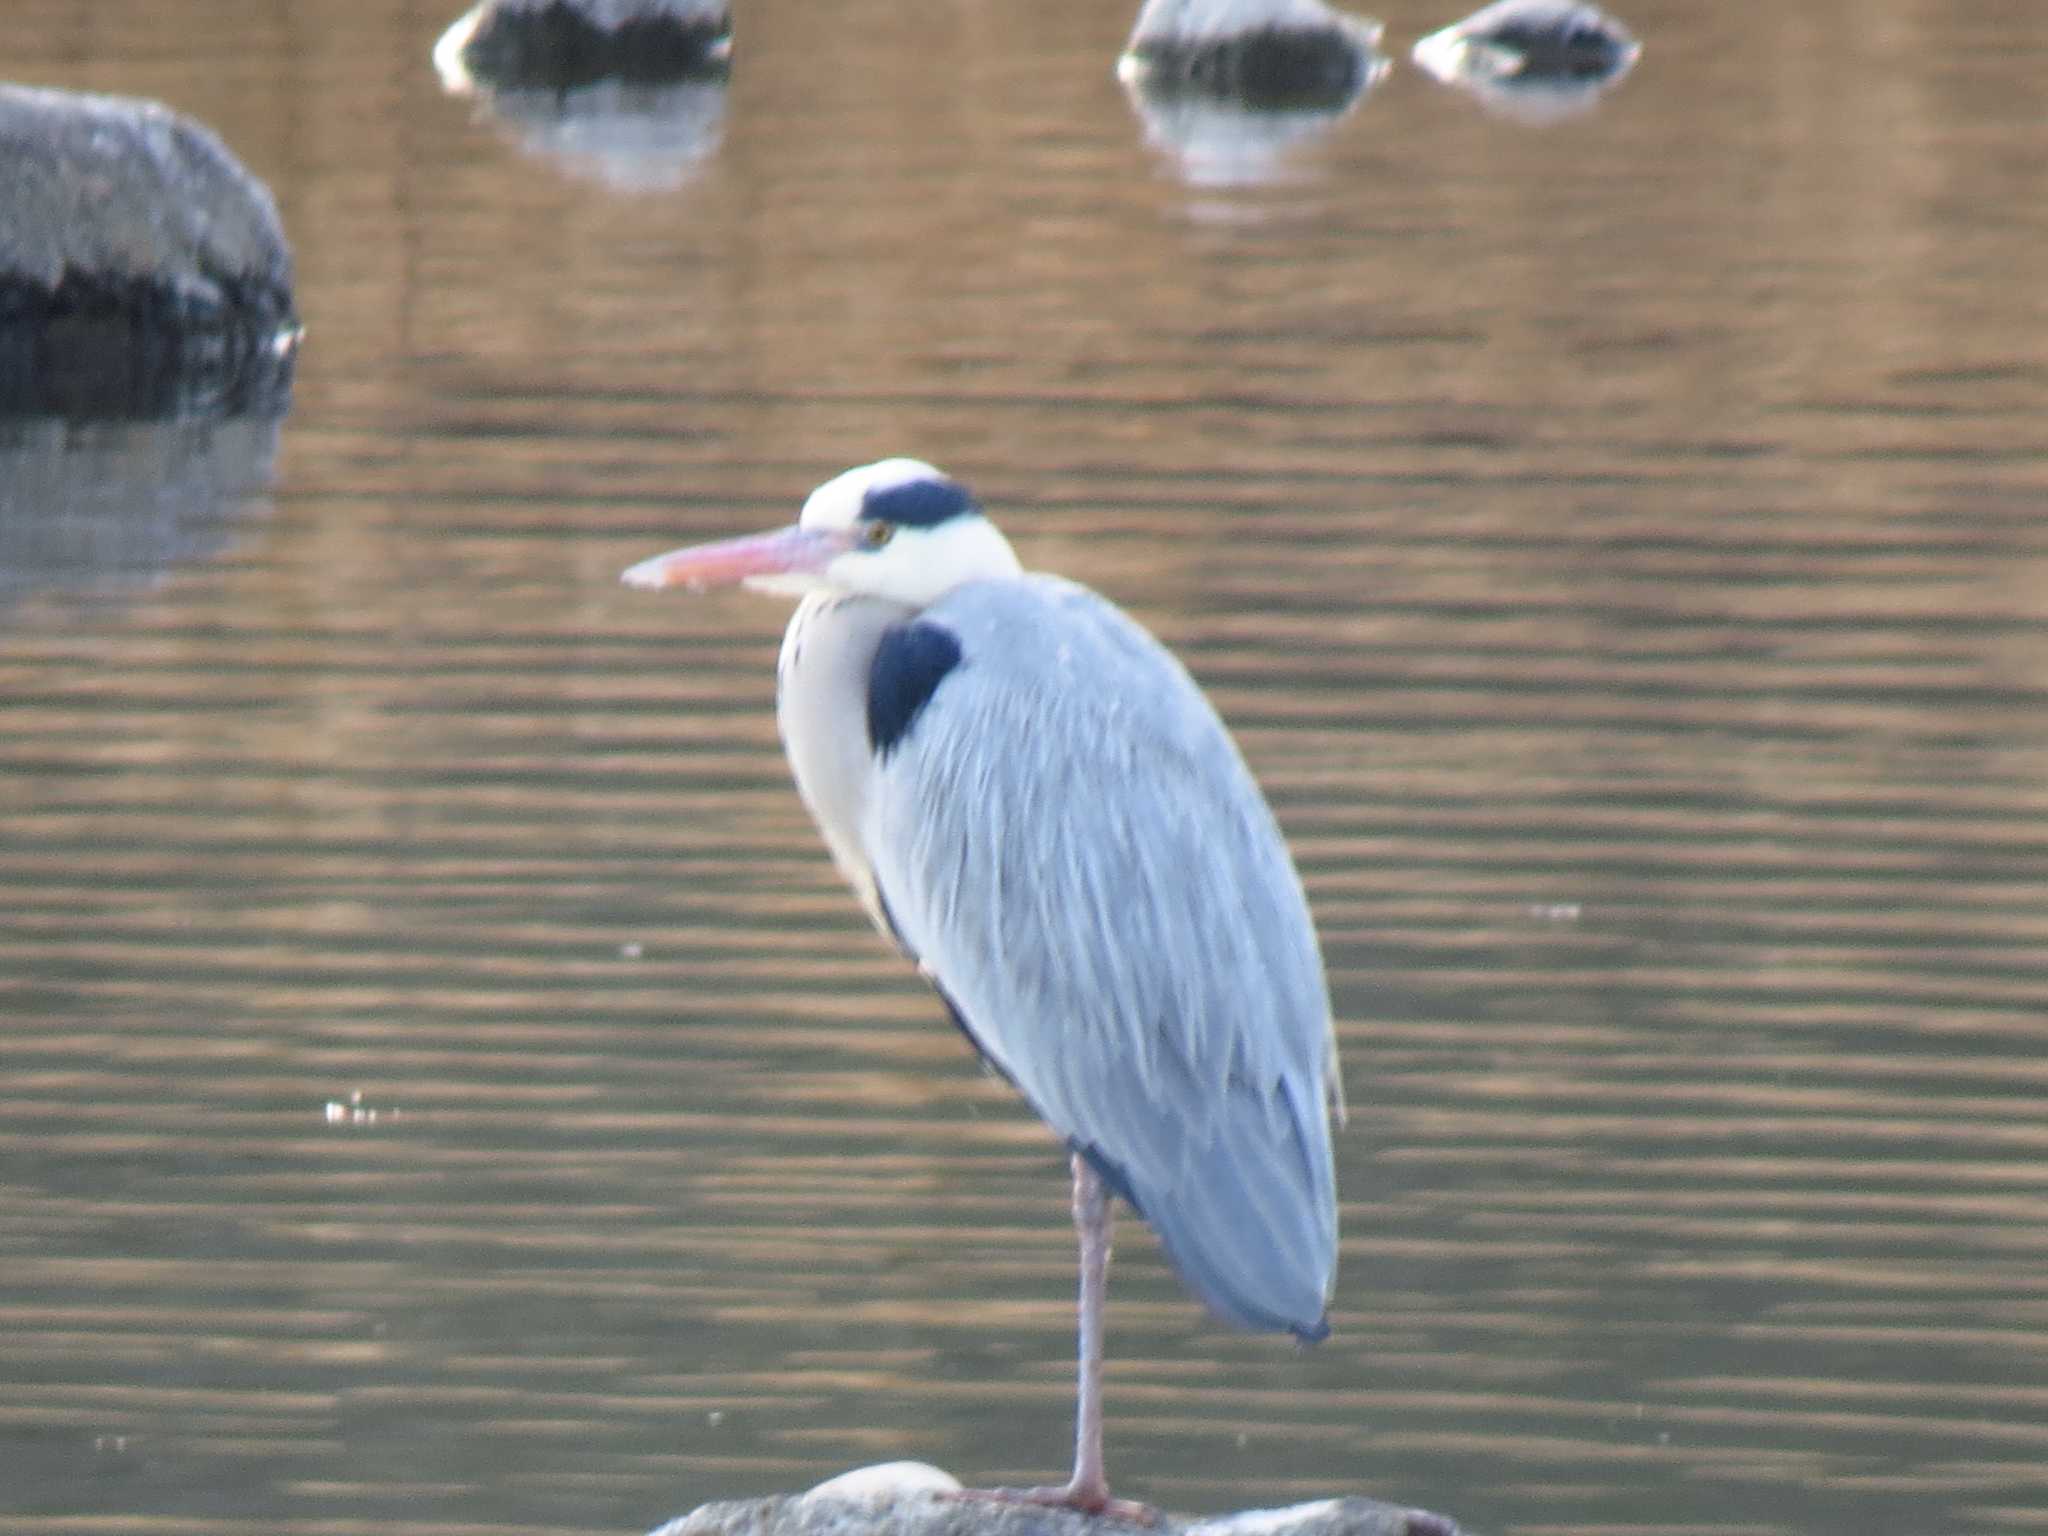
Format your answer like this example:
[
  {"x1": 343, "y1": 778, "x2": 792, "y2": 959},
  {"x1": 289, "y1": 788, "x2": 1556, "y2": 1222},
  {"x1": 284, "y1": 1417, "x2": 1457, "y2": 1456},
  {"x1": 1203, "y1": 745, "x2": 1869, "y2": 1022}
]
[{"x1": 4, "y1": 2, "x2": 2047, "y2": 1534}]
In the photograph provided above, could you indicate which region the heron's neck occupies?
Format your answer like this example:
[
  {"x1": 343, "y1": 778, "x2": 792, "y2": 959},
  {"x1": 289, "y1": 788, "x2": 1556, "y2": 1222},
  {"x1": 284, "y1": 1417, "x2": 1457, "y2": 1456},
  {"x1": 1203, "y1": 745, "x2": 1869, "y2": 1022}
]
[{"x1": 776, "y1": 593, "x2": 915, "y2": 927}]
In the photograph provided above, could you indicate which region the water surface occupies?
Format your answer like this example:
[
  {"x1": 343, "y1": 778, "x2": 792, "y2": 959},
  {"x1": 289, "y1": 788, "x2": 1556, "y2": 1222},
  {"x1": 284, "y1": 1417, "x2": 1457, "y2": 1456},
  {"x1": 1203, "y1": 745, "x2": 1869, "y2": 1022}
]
[{"x1": 3, "y1": 3, "x2": 2046, "y2": 1535}]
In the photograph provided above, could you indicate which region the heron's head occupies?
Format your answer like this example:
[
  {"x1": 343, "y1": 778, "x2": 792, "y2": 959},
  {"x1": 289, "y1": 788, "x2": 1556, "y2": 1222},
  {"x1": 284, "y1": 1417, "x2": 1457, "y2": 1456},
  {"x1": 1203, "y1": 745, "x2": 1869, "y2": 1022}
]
[{"x1": 621, "y1": 459, "x2": 1022, "y2": 609}]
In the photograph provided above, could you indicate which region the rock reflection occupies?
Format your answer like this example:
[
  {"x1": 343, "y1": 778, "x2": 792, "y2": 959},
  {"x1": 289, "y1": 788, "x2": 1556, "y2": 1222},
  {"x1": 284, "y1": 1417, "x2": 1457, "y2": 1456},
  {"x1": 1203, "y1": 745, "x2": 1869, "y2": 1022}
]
[
  {"x1": 1412, "y1": 0, "x2": 1639, "y2": 122},
  {"x1": 1119, "y1": 78, "x2": 1378, "y2": 189},
  {"x1": 0, "y1": 413, "x2": 285, "y2": 606},
  {"x1": 441, "y1": 75, "x2": 730, "y2": 191},
  {"x1": 1118, "y1": 0, "x2": 1388, "y2": 187},
  {"x1": 434, "y1": 0, "x2": 732, "y2": 191},
  {"x1": 0, "y1": 344, "x2": 289, "y2": 608}
]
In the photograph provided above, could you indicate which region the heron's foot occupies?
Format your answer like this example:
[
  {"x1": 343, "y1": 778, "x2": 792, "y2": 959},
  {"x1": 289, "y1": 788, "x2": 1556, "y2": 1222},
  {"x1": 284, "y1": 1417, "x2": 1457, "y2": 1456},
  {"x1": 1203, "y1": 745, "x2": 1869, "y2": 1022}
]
[{"x1": 950, "y1": 1482, "x2": 1163, "y2": 1525}]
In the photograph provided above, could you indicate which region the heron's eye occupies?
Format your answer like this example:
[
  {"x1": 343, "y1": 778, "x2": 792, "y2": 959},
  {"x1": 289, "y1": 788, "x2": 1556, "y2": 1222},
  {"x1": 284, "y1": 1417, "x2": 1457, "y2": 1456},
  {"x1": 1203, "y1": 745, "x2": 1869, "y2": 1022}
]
[{"x1": 859, "y1": 520, "x2": 896, "y2": 549}]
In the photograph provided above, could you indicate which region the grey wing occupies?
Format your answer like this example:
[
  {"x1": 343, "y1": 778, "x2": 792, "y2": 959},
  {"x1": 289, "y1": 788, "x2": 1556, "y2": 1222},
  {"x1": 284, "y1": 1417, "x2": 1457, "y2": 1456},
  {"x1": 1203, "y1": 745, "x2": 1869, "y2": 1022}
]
[{"x1": 864, "y1": 577, "x2": 1340, "y2": 1340}]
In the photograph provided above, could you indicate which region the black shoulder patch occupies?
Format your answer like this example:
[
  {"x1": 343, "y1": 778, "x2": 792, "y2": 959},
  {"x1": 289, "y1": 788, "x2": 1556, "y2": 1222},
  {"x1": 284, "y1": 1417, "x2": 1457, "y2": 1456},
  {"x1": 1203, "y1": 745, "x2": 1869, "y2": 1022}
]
[
  {"x1": 860, "y1": 475, "x2": 977, "y2": 529},
  {"x1": 867, "y1": 621, "x2": 962, "y2": 760}
]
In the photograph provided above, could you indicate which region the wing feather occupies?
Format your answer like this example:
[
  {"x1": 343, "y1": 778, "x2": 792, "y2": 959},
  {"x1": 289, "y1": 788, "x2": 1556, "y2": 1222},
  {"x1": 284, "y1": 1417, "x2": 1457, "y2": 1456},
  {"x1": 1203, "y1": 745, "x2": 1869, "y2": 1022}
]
[{"x1": 863, "y1": 576, "x2": 1339, "y2": 1338}]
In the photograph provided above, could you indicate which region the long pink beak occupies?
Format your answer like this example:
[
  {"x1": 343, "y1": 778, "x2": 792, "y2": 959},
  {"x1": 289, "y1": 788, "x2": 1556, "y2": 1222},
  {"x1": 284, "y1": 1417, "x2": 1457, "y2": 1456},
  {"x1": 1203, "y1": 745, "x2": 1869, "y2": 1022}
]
[{"x1": 620, "y1": 525, "x2": 851, "y2": 592}]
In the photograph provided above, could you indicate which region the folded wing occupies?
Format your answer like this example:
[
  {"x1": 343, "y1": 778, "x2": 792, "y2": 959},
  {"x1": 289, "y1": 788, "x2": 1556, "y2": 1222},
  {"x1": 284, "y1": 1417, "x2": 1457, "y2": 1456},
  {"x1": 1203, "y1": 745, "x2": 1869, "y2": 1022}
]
[{"x1": 864, "y1": 576, "x2": 1340, "y2": 1339}]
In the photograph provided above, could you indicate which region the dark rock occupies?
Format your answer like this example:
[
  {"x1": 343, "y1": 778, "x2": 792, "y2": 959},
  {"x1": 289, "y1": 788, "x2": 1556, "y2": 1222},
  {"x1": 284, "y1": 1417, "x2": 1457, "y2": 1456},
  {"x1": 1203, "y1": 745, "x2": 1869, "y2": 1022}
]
[
  {"x1": 1118, "y1": 0, "x2": 1387, "y2": 186},
  {"x1": 0, "y1": 85, "x2": 296, "y2": 416},
  {"x1": 1120, "y1": 0, "x2": 1385, "y2": 111},
  {"x1": 1415, "y1": 0, "x2": 1637, "y2": 80},
  {"x1": 434, "y1": 0, "x2": 732, "y2": 91},
  {"x1": 650, "y1": 1477, "x2": 1464, "y2": 1536},
  {"x1": 1412, "y1": 0, "x2": 1638, "y2": 121},
  {"x1": 0, "y1": 85, "x2": 295, "y2": 339}
]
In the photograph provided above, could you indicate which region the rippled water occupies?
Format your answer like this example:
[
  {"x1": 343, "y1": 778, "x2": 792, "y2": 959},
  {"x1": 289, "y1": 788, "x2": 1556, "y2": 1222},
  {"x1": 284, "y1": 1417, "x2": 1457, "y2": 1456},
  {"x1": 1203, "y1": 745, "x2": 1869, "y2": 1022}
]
[{"x1": 3, "y1": 3, "x2": 2047, "y2": 1535}]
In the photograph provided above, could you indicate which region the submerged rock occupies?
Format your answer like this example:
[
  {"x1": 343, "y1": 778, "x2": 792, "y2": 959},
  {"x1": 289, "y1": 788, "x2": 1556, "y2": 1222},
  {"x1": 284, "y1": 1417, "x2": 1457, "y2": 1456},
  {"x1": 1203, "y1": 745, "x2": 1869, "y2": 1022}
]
[
  {"x1": 1119, "y1": 0, "x2": 1386, "y2": 111},
  {"x1": 433, "y1": 0, "x2": 732, "y2": 90},
  {"x1": 651, "y1": 1476, "x2": 1462, "y2": 1536},
  {"x1": 1412, "y1": 0, "x2": 1639, "y2": 121},
  {"x1": 435, "y1": 0, "x2": 731, "y2": 187},
  {"x1": 1414, "y1": 0, "x2": 1637, "y2": 80},
  {"x1": 1119, "y1": 0, "x2": 1387, "y2": 188},
  {"x1": 0, "y1": 85, "x2": 295, "y2": 400}
]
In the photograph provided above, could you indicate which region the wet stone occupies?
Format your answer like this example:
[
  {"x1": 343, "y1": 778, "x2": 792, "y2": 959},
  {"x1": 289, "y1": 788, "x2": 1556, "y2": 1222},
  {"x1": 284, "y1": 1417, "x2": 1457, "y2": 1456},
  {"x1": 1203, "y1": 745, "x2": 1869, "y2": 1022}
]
[
  {"x1": 651, "y1": 1483, "x2": 1464, "y2": 1536},
  {"x1": 1120, "y1": 0, "x2": 1385, "y2": 110},
  {"x1": 435, "y1": 0, "x2": 733, "y2": 89},
  {"x1": 1412, "y1": 0, "x2": 1639, "y2": 84},
  {"x1": 0, "y1": 85, "x2": 295, "y2": 399}
]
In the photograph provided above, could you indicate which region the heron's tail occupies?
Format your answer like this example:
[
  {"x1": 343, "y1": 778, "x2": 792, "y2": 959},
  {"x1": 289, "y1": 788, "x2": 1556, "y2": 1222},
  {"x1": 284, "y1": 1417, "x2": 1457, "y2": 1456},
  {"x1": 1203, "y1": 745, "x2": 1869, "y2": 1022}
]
[{"x1": 1080, "y1": 1078, "x2": 1337, "y2": 1342}]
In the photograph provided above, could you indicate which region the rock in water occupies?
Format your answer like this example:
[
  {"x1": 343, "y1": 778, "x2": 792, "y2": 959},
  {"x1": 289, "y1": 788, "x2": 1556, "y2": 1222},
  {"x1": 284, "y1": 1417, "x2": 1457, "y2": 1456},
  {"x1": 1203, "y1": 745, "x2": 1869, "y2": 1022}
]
[
  {"x1": 1411, "y1": 0, "x2": 1639, "y2": 121},
  {"x1": 0, "y1": 86, "x2": 294, "y2": 337},
  {"x1": 1119, "y1": 0, "x2": 1385, "y2": 110},
  {"x1": 1413, "y1": 0, "x2": 1638, "y2": 81},
  {"x1": 434, "y1": 0, "x2": 733, "y2": 186},
  {"x1": 433, "y1": 0, "x2": 732, "y2": 90},
  {"x1": 650, "y1": 1485, "x2": 1463, "y2": 1536}
]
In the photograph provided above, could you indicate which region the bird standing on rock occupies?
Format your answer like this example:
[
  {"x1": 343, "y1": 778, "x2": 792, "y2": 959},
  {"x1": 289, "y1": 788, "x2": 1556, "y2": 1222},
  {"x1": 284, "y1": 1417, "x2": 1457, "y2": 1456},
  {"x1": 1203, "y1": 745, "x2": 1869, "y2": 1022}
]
[{"x1": 623, "y1": 458, "x2": 1343, "y2": 1517}]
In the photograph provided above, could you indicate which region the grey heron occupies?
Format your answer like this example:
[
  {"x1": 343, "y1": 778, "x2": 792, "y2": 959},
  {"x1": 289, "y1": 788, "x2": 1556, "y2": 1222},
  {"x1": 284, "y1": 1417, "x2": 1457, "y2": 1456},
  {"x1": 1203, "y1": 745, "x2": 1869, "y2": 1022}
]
[{"x1": 622, "y1": 458, "x2": 1342, "y2": 1516}]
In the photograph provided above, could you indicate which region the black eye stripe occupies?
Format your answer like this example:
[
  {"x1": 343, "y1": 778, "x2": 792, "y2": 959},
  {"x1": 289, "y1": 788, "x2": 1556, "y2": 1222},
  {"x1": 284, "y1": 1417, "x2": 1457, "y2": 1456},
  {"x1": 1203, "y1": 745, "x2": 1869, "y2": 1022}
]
[{"x1": 858, "y1": 476, "x2": 976, "y2": 529}]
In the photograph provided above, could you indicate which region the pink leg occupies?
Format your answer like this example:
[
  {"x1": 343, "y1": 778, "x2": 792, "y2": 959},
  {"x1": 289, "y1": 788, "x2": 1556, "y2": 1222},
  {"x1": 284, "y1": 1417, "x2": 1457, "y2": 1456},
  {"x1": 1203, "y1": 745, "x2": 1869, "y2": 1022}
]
[
  {"x1": 953, "y1": 1154, "x2": 1159, "y2": 1523},
  {"x1": 1067, "y1": 1151, "x2": 1115, "y2": 1507}
]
